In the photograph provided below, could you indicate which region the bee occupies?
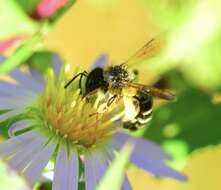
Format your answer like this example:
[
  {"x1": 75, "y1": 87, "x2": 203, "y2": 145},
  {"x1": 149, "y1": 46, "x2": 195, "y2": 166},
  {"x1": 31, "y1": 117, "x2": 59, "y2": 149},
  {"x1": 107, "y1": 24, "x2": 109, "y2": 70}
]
[{"x1": 64, "y1": 36, "x2": 175, "y2": 131}]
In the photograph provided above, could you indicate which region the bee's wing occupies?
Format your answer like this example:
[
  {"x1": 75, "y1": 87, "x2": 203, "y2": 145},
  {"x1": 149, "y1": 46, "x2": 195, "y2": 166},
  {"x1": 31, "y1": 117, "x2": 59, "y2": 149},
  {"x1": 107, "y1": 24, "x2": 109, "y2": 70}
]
[
  {"x1": 149, "y1": 87, "x2": 176, "y2": 101},
  {"x1": 124, "y1": 34, "x2": 164, "y2": 67},
  {"x1": 123, "y1": 82, "x2": 176, "y2": 101}
]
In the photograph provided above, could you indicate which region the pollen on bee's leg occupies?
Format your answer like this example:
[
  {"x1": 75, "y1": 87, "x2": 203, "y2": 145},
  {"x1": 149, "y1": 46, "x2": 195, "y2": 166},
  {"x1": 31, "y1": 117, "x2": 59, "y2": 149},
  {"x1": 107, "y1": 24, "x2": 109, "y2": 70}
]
[{"x1": 89, "y1": 95, "x2": 109, "y2": 117}]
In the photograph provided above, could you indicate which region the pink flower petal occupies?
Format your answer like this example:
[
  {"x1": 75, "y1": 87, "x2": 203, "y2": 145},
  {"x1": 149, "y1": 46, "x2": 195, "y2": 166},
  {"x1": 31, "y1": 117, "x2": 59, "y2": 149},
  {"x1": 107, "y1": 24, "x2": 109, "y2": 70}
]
[
  {"x1": 0, "y1": 37, "x2": 22, "y2": 53},
  {"x1": 37, "y1": 0, "x2": 68, "y2": 18}
]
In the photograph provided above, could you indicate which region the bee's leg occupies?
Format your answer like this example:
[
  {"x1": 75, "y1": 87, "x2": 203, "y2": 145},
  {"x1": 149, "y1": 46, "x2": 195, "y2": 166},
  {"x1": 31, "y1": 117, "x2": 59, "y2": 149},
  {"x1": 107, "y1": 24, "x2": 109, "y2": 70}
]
[
  {"x1": 64, "y1": 71, "x2": 88, "y2": 90},
  {"x1": 89, "y1": 94, "x2": 118, "y2": 117},
  {"x1": 107, "y1": 94, "x2": 118, "y2": 107},
  {"x1": 79, "y1": 71, "x2": 88, "y2": 94},
  {"x1": 100, "y1": 94, "x2": 118, "y2": 113}
]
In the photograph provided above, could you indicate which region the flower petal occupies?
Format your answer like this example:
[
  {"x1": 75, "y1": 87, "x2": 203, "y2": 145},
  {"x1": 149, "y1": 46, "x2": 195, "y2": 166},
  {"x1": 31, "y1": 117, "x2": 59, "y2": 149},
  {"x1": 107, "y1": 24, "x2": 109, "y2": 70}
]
[
  {"x1": 8, "y1": 119, "x2": 33, "y2": 137},
  {"x1": 23, "y1": 139, "x2": 56, "y2": 185},
  {"x1": 91, "y1": 54, "x2": 108, "y2": 69},
  {"x1": 112, "y1": 131, "x2": 172, "y2": 160},
  {"x1": 85, "y1": 149, "x2": 111, "y2": 190},
  {"x1": 0, "y1": 97, "x2": 27, "y2": 110},
  {"x1": 130, "y1": 154, "x2": 187, "y2": 181},
  {"x1": 0, "y1": 55, "x2": 5, "y2": 62},
  {"x1": 67, "y1": 150, "x2": 79, "y2": 190},
  {"x1": 52, "y1": 54, "x2": 62, "y2": 79},
  {"x1": 0, "y1": 109, "x2": 24, "y2": 123},
  {"x1": 9, "y1": 69, "x2": 44, "y2": 93},
  {"x1": 52, "y1": 147, "x2": 79, "y2": 190},
  {"x1": 29, "y1": 68, "x2": 45, "y2": 86},
  {"x1": 0, "y1": 131, "x2": 39, "y2": 159},
  {"x1": 93, "y1": 150, "x2": 110, "y2": 180},
  {"x1": 122, "y1": 175, "x2": 132, "y2": 190},
  {"x1": 85, "y1": 155, "x2": 98, "y2": 190},
  {"x1": 8, "y1": 135, "x2": 47, "y2": 171},
  {"x1": 0, "y1": 81, "x2": 36, "y2": 98}
]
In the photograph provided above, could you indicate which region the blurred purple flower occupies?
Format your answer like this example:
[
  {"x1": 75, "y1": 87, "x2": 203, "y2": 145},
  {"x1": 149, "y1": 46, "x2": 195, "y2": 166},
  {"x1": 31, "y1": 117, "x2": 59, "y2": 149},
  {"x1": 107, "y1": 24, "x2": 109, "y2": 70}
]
[
  {"x1": 0, "y1": 54, "x2": 187, "y2": 190},
  {"x1": 37, "y1": 0, "x2": 68, "y2": 18}
]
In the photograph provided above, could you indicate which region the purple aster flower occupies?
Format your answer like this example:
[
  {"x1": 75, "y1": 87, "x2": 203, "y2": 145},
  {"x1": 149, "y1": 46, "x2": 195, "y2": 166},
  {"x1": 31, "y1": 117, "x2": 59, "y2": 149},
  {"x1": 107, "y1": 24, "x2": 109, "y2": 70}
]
[{"x1": 0, "y1": 54, "x2": 187, "y2": 190}]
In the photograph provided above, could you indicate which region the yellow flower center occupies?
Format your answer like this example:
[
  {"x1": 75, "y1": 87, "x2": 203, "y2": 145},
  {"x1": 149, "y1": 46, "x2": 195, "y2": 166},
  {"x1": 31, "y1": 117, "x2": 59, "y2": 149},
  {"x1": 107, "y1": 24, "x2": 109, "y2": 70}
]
[{"x1": 33, "y1": 65, "x2": 124, "y2": 150}]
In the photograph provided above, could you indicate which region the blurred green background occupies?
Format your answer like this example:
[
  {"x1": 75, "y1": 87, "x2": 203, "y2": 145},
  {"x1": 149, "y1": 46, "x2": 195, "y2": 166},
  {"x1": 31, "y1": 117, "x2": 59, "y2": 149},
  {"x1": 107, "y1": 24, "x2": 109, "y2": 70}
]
[{"x1": 1, "y1": 0, "x2": 221, "y2": 189}]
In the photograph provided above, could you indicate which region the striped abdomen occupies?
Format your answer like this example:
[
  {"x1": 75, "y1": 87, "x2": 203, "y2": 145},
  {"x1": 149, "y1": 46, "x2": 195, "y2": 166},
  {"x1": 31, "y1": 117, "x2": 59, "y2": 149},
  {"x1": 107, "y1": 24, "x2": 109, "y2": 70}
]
[{"x1": 123, "y1": 90, "x2": 153, "y2": 131}]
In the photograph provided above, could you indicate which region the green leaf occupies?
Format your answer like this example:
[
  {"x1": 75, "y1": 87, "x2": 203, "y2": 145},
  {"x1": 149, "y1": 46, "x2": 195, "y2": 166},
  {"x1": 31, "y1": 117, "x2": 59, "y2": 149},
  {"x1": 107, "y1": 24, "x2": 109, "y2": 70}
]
[
  {"x1": 142, "y1": 0, "x2": 197, "y2": 30},
  {"x1": 96, "y1": 143, "x2": 133, "y2": 190},
  {"x1": 143, "y1": 0, "x2": 221, "y2": 91},
  {"x1": 34, "y1": 181, "x2": 52, "y2": 190},
  {"x1": 0, "y1": 0, "x2": 39, "y2": 39},
  {"x1": 180, "y1": 33, "x2": 221, "y2": 90},
  {"x1": 28, "y1": 51, "x2": 54, "y2": 74},
  {"x1": 48, "y1": 0, "x2": 77, "y2": 25},
  {"x1": 143, "y1": 80, "x2": 221, "y2": 163},
  {"x1": 17, "y1": 0, "x2": 40, "y2": 14}
]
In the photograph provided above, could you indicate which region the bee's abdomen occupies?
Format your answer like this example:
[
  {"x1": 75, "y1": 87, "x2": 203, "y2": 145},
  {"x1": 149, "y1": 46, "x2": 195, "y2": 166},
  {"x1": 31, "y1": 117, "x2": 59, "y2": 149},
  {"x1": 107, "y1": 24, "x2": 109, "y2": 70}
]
[
  {"x1": 123, "y1": 110, "x2": 152, "y2": 131},
  {"x1": 137, "y1": 109, "x2": 152, "y2": 124},
  {"x1": 123, "y1": 121, "x2": 139, "y2": 131},
  {"x1": 123, "y1": 90, "x2": 153, "y2": 131}
]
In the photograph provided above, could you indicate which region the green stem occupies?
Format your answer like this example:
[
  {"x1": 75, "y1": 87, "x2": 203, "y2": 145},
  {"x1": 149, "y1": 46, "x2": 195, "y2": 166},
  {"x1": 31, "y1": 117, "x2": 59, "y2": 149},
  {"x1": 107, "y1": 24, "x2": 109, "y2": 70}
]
[{"x1": 0, "y1": 32, "x2": 44, "y2": 74}]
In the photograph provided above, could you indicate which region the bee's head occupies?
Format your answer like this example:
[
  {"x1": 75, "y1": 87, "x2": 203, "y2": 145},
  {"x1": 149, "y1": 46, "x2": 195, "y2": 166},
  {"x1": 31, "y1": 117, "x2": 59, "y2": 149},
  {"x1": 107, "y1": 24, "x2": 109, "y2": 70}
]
[{"x1": 104, "y1": 65, "x2": 133, "y2": 86}]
